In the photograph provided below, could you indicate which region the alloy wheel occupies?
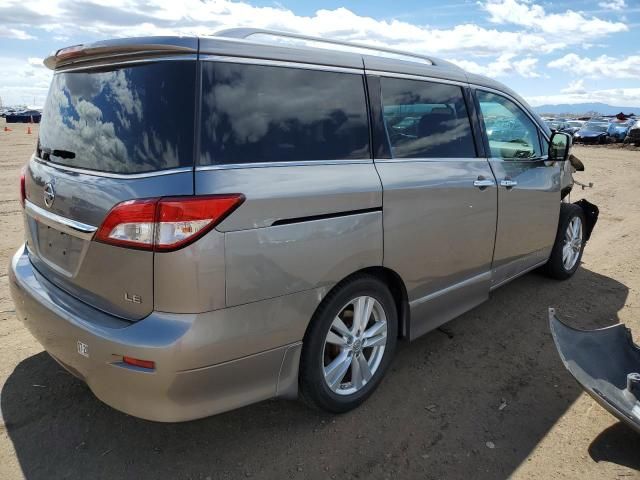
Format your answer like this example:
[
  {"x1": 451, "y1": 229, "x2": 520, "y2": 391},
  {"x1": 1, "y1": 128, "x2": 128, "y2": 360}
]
[
  {"x1": 562, "y1": 216, "x2": 583, "y2": 270},
  {"x1": 322, "y1": 296, "x2": 388, "y2": 396}
]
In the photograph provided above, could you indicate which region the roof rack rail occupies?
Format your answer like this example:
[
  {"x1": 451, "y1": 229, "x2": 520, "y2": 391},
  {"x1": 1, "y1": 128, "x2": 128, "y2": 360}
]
[{"x1": 215, "y1": 28, "x2": 435, "y2": 66}]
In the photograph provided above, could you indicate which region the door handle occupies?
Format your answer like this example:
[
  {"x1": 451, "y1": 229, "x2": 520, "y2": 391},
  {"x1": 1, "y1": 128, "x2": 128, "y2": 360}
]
[
  {"x1": 473, "y1": 178, "x2": 495, "y2": 189},
  {"x1": 500, "y1": 179, "x2": 518, "y2": 188}
]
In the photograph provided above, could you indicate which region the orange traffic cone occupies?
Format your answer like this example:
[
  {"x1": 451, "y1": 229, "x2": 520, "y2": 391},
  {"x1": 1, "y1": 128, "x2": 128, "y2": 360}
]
[
  {"x1": 27, "y1": 126, "x2": 32, "y2": 134},
  {"x1": 3, "y1": 126, "x2": 11, "y2": 132}
]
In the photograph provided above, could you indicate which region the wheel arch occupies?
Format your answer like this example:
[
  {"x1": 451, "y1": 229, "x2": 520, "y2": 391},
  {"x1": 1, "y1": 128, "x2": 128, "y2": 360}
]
[
  {"x1": 360, "y1": 266, "x2": 410, "y2": 339},
  {"x1": 308, "y1": 266, "x2": 411, "y2": 340}
]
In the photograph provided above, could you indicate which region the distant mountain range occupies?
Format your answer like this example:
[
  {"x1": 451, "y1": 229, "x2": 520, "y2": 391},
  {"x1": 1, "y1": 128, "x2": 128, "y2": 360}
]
[{"x1": 533, "y1": 102, "x2": 640, "y2": 116}]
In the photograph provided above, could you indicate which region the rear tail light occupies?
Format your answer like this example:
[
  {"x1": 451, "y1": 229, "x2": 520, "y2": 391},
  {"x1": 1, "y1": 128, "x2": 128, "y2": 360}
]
[
  {"x1": 19, "y1": 166, "x2": 27, "y2": 208},
  {"x1": 95, "y1": 195, "x2": 244, "y2": 251}
]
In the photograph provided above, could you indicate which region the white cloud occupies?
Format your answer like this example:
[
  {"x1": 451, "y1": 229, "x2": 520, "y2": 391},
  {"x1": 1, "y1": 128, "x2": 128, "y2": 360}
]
[
  {"x1": 527, "y1": 87, "x2": 640, "y2": 108},
  {"x1": 548, "y1": 53, "x2": 640, "y2": 79},
  {"x1": 512, "y1": 57, "x2": 540, "y2": 78},
  {"x1": 483, "y1": 0, "x2": 627, "y2": 37},
  {"x1": 598, "y1": 0, "x2": 626, "y2": 11},
  {"x1": 27, "y1": 57, "x2": 44, "y2": 67},
  {"x1": 0, "y1": 28, "x2": 35, "y2": 40},
  {"x1": 451, "y1": 53, "x2": 540, "y2": 78},
  {"x1": 0, "y1": 57, "x2": 52, "y2": 106},
  {"x1": 561, "y1": 79, "x2": 587, "y2": 95}
]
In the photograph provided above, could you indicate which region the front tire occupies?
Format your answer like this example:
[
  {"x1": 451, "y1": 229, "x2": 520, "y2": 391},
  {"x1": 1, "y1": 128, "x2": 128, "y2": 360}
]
[
  {"x1": 543, "y1": 203, "x2": 586, "y2": 280},
  {"x1": 299, "y1": 274, "x2": 398, "y2": 413}
]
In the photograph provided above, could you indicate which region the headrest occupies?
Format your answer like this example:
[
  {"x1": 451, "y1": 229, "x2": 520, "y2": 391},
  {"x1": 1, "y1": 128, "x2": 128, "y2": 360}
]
[{"x1": 417, "y1": 109, "x2": 456, "y2": 137}]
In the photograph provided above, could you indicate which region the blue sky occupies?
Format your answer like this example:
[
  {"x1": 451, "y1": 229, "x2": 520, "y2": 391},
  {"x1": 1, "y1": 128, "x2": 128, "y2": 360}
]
[{"x1": 0, "y1": 0, "x2": 638, "y2": 107}]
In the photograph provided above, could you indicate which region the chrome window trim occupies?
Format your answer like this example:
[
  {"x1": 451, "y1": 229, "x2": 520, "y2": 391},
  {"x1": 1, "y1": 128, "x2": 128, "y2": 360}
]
[
  {"x1": 25, "y1": 200, "x2": 97, "y2": 240},
  {"x1": 471, "y1": 85, "x2": 550, "y2": 142},
  {"x1": 55, "y1": 54, "x2": 198, "y2": 73},
  {"x1": 195, "y1": 159, "x2": 373, "y2": 171},
  {"x1": 364, "y1": 69, "x2": 467, "y2": 87},
  {"x1": 374, "y1": 157, "x2": 488, "y2": 164},
  {"x1": 486, "y1": 156, "x2": 550, "y2": 163},
  {"x1": 199, "y1": 55, "x2": 364, "y2": 75},
  {"x1": 32, "y1": 156, "x2": 193, "y2": 179}
]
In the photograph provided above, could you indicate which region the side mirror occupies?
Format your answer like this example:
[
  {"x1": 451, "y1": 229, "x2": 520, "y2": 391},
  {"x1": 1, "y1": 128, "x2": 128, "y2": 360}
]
[{"x1": 549, "y1": 131, "x2": 572, "y2": 162}]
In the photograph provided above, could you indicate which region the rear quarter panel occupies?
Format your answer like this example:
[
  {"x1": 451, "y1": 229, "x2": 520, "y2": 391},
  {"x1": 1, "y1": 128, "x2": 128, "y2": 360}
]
[
  {"x1": 225, "y1": 211, "x2": 382, "y2": 306},
  {"x1": 195, "y1": 163, "x2": 383, "y2": 307}
]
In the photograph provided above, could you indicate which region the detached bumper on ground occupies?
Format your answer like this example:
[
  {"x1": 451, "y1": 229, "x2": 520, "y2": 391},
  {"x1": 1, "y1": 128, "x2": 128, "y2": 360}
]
[
  {"x1": 8, "y1": 245, "x2": 302, "y2": 422},
  {"x1": 549, "y1": 307, "x2": 640, "y2": 434}
]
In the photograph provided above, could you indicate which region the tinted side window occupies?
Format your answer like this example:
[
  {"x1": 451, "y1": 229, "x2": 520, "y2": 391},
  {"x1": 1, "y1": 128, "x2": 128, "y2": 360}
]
[
  {"x1": 476, "y1": 91, "x2": 543, "y2": 160},
  {"x1": 199, "y1": 63, "x2": 370, "y2": 165},
  {"x1": 380, "y1": 77, "x2": 476, "y2": 158}
]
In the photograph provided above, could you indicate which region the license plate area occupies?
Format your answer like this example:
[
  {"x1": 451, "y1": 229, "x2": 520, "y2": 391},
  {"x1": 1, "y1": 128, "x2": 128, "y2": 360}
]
[{"x1": 33, "y1": 220, "x2": 86, "y2": 274}]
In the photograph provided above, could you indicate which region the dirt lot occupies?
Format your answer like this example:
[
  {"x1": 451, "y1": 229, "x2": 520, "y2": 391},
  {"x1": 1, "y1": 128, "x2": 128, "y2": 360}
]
[{"x1": 0, "y1": 120, "x2": 639, "y2": 479}]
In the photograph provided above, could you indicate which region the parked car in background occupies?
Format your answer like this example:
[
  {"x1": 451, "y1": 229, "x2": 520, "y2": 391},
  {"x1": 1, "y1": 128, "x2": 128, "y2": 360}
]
[
  {"x1": 545, "y1": 120, "x2": 571, "y2": 133},
  {"x1": 626, "y1": 120, "x2": 640, "y2": 146},
  {"x1": 566, "y1": 120, "x2": 585, "y2": 135},
  {"x1": 573, "y1": 122, "x2": 609, "y2": 144},
  {"x1": 5, "y1": 109, "x2": 42, "y2": 123},
  {"x1": 9, "y1": 29, "x2": 594, "y2": 422},
  {"x1": 608, "y1": 121, "x2": 633, "y2": 142}
]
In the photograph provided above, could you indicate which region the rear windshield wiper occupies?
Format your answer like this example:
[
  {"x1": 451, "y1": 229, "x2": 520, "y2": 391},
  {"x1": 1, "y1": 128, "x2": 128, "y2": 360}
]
[{"x1": 40, "y1": 146, "x2": 76, "y2": 160}]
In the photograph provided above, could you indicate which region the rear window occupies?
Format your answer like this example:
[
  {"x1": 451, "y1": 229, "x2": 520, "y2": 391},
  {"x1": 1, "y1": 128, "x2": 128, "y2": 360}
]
[
  {"x1": 38, "y1": 61, "x2": 196, "y2": 174},
  {"x1": 199, "y1": 62, "x2": 370, "y2": 165}
]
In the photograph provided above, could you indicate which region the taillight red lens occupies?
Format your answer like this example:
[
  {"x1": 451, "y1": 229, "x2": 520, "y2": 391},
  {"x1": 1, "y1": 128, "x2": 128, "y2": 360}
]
[
  {"x1": 154, "y1": 195, "x2": 244, "y2": 251},
  {"x1": 19, "y1": 166, "x2": 27, "y2": 208},
  {"x1": 95, "y1": 195, "x2": 244, "y2": 252},
  {"x1": 94, "y1": 199, "x2": 158, "y2": 250}
]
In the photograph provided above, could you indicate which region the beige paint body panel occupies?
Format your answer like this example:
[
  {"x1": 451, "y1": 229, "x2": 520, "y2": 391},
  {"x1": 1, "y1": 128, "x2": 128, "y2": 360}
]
[
  {"x1": 10, "y1": 247, "x2": 320, "y2": 421},
  {"x1": 225, "y1": 212, "x2": 383, "y2": 306},
  {"x1": 375, "y1": 159, "x2": 498, "y2": 339},
  {"x1": 154, "y1": 229, "x2": 226, "y2": 314}
]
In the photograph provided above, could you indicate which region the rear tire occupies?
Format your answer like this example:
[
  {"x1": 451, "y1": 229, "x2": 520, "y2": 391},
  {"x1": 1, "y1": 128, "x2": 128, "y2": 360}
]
[
  {"x1": 543, "y1": 203, "x2": 586, "y2": 280},
  {"x1": 299, "y1": 274, "x2": 398, "y2": 413}
]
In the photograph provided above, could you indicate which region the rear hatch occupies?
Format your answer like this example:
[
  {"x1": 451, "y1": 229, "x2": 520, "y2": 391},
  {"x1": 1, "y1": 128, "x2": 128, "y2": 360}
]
[{"x1": 24, "y1": 43, "x2": 197, "y2": 320}]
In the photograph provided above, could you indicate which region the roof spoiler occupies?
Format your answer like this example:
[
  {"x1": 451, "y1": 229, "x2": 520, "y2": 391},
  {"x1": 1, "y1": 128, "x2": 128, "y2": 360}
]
[{"x1": 43, "y1": 37, "x2": 198, "y2": 70}]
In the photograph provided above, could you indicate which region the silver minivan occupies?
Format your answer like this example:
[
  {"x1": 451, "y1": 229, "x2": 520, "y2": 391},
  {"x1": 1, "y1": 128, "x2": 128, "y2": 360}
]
[{"x1": 9, "y1": 29, "x2": 596, "y2": 422}]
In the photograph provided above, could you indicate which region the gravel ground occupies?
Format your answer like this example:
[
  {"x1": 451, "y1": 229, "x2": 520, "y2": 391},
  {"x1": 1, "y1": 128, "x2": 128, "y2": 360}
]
[{"x1": 0, "y1": 120, "x2": 639, "y2": 479}]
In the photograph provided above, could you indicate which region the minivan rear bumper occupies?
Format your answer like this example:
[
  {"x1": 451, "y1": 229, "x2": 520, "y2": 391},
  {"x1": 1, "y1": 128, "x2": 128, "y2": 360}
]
[{"x1": 9, "y1": 245, "x2": 302, "y2": 422}]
